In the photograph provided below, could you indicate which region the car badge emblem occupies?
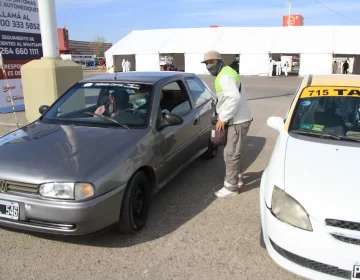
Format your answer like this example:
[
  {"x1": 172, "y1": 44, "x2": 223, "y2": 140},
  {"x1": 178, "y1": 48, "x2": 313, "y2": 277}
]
[{"x1": 0, "y1": 180, "x2": 8, "y2": 192}]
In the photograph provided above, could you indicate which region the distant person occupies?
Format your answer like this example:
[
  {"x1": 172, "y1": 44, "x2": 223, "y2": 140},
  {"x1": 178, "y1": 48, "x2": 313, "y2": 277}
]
[
  {"x1": 283, "y1": 61, "x2": 289, "y2": 76},
  {"x1": 201, "y1": 50, "x2": 253, "y2": 198},
  {"x1": 333, "y1": 61, "x2": 337, "y2": 74},
  {"x1": 343, "y1": 60, "x2": 349, "y2": 74},
  {"x1": 276, "y1": 59, "x2": 282, "y2": 76},
  {"x1": 124, "y1": 59, "x2": 131, "y2": 72},
  {"x1": 121, "y1": 59, "x2": 126, "y2": 72},
  {"x1": 268, "y1": 58, "x2": 276, "y2": 78}
]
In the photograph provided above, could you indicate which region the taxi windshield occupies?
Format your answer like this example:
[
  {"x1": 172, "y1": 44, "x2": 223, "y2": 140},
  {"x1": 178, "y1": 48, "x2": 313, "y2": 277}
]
[
  {"x1": 289, "y1": 86, "x2": 360, "y2": 140},
  {"x1": 42, "y1": 81, "x2": 154, "y2": 128}
]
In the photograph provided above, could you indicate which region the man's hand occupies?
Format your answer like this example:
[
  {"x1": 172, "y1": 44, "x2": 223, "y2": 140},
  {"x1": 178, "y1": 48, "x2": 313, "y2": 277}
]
[{"x1": 216, "y1": 119, "x2": 225, "y2": 131}]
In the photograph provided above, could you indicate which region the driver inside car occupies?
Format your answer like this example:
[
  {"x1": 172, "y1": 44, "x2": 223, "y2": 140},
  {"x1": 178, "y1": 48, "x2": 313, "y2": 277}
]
[{"x1": 95, "y1": 89, "x2": 132, "y2": 117}]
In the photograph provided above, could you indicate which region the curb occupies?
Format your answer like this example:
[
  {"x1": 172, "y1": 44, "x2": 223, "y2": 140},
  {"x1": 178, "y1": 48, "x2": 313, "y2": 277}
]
[
  {"x1": 0, "y1": 122, "x2": 28, "y2": 127},
  {"x1": 83, "y1": 69, "x2": 106, "y2": 73}
]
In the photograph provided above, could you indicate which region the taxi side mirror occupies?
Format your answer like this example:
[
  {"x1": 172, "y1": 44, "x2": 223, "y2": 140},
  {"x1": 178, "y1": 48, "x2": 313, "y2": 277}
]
[{"x1": 267, "y1": 116, "x2": 284, "y2": 132}]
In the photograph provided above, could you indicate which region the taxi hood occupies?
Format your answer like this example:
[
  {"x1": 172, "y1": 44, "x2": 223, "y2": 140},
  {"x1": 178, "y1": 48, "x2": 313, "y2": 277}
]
[{"x1": 284, "y1": 134, "x2": 360, "y2": 222}]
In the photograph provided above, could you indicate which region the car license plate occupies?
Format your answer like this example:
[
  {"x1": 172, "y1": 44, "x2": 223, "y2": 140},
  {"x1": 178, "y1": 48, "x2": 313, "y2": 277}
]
[
  {"x1": 0, "y1": 199, "x2": 19, "y2": 220},
  {"x1": 353, "y1": 265, "x2": 360, "y2": 279}
]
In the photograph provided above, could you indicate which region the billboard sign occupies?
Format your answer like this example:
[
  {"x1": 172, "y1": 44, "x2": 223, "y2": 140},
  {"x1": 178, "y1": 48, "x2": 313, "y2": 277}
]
[
  {"x1": 0, "y1": 0, "x2": 42, "y2": 113},
  {"x1": 282, "y1": 14, "x2": 304, "y2": 26}
]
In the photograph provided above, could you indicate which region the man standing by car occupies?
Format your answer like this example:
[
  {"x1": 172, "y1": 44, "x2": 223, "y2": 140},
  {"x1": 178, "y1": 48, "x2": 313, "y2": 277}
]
[{"x1": 202, "y1": 50, "x2": 253, "y2": 198}]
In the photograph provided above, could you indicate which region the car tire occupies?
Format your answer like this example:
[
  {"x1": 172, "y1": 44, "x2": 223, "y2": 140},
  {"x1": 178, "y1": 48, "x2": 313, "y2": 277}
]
[
  {"x1": 260, "y1": 225, "x2": 266, "y2": 249},
  {"x1": 202, "y1": 139, "x2": 218, "y2": 159},
  {"x1": 115, "y1": 171, "x2": 150, "y2": 234}
]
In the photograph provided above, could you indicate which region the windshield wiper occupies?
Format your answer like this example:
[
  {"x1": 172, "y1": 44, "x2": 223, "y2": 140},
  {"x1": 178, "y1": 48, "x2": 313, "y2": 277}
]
[
  {"x1": 290, "y1": 129, "x2": 360, "y2": 143},
  {"x1": 84, "y1": 112, "x2": 130, "y2": 129},
  {"x1": 291, "y1": 129, "x2": 340, "y2": 139}
]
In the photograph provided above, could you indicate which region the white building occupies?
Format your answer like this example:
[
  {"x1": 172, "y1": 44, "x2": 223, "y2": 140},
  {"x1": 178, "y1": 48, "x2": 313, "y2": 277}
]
[{"x1": 104, "y1": 26, "x2": 360, "y2": 76}]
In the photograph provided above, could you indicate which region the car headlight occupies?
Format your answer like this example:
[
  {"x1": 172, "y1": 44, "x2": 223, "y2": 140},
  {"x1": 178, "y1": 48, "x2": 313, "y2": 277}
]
[
  {"x1": 39, "y1": 182, "x2": 95, "y2": 201},
  {"x1": 271, "y1": 186, "x2": 313, "y2": 231}
]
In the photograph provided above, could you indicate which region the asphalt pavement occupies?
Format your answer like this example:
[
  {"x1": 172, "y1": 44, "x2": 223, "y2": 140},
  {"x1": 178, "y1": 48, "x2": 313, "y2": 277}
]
[{"x1": 0, "y1": 73, "x2": 305, "y2": 280}]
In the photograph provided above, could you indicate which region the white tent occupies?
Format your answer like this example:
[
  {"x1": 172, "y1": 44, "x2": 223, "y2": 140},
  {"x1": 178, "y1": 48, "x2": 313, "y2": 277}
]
[{"x1": 105, "y1": 26, "x2": 360, "y2": 76}]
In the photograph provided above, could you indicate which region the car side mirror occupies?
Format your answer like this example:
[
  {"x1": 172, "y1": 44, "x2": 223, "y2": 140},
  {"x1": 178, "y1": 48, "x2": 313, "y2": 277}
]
[
  {"x1": 159, "y1": 113, "x2": 184, "y2": 129},
  {"x1": 39, "y1": 105, "x2": 49, "y2": 115},
  {"x1": 267, "y1": 116, "x2": 284, "y2": 132}
]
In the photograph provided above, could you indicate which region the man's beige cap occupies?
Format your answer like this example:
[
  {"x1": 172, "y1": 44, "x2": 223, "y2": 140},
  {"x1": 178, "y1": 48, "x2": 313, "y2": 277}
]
[{"x1": 201, "y1": 50, "x2": 221, "y2": 63}]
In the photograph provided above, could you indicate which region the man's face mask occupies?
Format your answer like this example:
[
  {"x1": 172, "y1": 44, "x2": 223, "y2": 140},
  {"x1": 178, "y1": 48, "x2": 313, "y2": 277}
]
[
  {"x1": 206, "y1": 60, "x2": 223, "y2": 76},
  {"x1": 206, "y1": 63, "x2": 217, "y2": 75}
]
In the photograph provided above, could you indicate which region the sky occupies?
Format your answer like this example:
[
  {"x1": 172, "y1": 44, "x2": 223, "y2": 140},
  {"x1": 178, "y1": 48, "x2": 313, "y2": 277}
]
[{"x1": 55, "y1": 0, "x2": 360, "y2": 45}]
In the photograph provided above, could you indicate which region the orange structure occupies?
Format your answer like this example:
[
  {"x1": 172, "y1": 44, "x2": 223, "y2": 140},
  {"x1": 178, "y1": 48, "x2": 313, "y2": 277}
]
[
  {"x1": 57, "y1": 27, "x2": 76, "y2": 54},
  {"x1": 282, "y1": 15, "x2": 304, "y2": 26}
]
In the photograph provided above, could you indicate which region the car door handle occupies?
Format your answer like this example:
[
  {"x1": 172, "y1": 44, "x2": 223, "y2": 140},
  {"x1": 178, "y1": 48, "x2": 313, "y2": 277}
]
[{"x1": 194, "y1": 118, "x2": 199, "y2": 125}]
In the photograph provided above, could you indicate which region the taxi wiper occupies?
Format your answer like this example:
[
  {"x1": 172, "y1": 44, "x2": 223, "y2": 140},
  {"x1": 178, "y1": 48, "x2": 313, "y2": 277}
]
[
  {"x1": 84, "y1": 112, "x2": 130, "y2": 129},
  {"x1": 290, "y1": 129, "x2": 340, "y2": 139},
  {"x1": 291, "y1": 130, "x2": 360, "y2": 142},
  {"x1": 337, "y1": 135, "x2": 360, "y2": 143}
]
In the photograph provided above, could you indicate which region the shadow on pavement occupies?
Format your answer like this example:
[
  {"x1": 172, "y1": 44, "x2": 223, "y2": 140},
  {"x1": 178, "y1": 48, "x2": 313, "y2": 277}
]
[
  {"x1": 11, "y1": 136, "x2": 266, "y2": 247},
  {"x1": 238, "y1": 171, "x2": 263, "y2": 194}
]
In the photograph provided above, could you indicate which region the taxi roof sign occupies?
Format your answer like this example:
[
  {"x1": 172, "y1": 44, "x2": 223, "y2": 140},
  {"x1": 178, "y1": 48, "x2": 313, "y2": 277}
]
[{"x1": 300, "y1": 86, "x2": 360, "y2": 98}]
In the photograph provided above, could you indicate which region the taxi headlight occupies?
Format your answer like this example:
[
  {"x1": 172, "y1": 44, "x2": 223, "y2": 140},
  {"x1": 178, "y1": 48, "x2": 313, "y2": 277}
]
[
  {"x1": 271, "y1": 186, "x2": 313, "y2": 231},
  {"x1": 39, "y1": 182, "x2": 95, "y2": 201}
]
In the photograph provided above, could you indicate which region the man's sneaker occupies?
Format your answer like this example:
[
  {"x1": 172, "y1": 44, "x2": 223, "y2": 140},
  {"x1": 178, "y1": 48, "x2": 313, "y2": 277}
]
[
  {"x1": 238, "y1": 175, "x2": 245, "y2": 187},
  {"x1": 215, "y1": 186, "x2": 239, "y2": 198}
]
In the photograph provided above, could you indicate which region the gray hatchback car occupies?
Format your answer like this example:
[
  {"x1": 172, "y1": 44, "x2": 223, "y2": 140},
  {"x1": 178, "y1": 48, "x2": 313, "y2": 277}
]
[{"x1": 0, "y1": 71, "x2": 218, "y2": 236}]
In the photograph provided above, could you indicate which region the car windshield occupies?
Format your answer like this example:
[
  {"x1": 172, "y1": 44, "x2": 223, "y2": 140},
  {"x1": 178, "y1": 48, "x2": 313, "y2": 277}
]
[
  {"x1": 42, "y1": 81, "x2": 154, "y2": 128},
  {"x1": 289, "y1": 86, "x2": 360, "y2": 141}
]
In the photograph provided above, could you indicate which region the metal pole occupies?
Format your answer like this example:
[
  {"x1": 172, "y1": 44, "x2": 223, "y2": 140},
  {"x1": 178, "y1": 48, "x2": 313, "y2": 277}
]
[
  {"x1": 37, "y1": 0, "x2": 60, "y2": 58},
  {"x1": 288, "y1": 0, "x2": 292, "y2": 26}
]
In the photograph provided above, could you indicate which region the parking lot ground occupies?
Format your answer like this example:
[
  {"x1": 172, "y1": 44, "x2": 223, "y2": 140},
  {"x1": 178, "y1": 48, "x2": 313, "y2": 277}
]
[{"x1": 0, "y1": 74, "x2": 304, "y2": 280}]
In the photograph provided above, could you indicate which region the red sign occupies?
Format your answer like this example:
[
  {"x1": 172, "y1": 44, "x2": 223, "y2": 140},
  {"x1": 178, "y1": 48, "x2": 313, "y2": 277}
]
[
  {"x1": 0, "y1": 60, "x2": 30, "y2": 80},
  {"x1": 282, "y1": 14, "x2": 304, "y2": 26}
]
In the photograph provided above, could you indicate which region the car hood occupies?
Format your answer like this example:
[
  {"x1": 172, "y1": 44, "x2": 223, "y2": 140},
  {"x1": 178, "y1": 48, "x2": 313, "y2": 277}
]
[
  {"x1": 0, "y1": 121, "x2": 146, "y2": 184},
  {"x1": 284, "y1": 135, "x2": 360, "y2": 222}
]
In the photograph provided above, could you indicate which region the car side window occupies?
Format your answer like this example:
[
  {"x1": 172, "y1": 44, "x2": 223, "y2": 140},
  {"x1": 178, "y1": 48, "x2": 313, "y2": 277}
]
[
  {"x1": 185, "y1": 77, "x2": 213, "y2": 108},
  {"x1": 160, "y1": 81, "x2": 192, "y2": 116}
]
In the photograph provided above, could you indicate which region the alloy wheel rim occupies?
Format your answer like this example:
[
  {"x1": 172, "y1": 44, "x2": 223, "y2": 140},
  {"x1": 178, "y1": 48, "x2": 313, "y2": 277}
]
[{"x1": 132, "y1": 185, "x2": 145, "y2": 223}]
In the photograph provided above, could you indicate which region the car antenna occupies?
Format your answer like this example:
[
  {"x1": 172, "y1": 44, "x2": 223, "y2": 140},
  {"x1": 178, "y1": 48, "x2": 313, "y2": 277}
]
[{"x1": 114, "y1": 72, "x2": 118, "y2": 80}]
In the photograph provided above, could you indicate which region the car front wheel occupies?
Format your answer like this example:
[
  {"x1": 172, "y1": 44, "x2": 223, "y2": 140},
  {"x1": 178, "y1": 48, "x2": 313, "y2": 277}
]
[{"x1": 115, "y1": 171, "x2": 150, "y2": 234}]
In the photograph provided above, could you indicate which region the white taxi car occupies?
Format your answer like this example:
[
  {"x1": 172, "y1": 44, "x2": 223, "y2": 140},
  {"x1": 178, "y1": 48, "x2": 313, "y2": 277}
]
[{"x1": 260, "y1": 74, "x2": 360, "y2": 280}]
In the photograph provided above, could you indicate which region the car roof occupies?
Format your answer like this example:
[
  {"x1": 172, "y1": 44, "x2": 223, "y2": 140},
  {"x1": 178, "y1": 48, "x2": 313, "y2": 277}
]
[
  {"x1": 304, "y1": 74, "x2": 360, "y2": 88},
  {"x1": 80, "y1": 71, "x2": 198, "y2": 84}
]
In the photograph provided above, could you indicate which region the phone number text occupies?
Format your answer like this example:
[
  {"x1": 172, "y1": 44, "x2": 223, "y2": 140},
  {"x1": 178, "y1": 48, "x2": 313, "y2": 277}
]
[
  {"x1": 0, "y1": 19, "x2": 40, "y2": 30},
  {"x1": 0, "y1": 47, "x2": 39, "y2": 56}
]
